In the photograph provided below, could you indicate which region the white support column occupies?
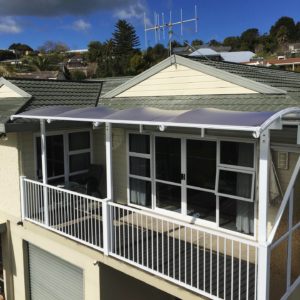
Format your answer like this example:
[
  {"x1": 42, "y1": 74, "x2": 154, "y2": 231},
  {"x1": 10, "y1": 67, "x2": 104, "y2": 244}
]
[
  {"x1": 105, "y1": 122, "x2": 113, "y2": 200},
  {"x1": 40, "y1": 120, "x2": 49, "y2": 226},
  {"x1": 20, "y1": 175, "x2": 26, "y2": 220},
  {"x1": 103, "y1": 122, "x2": 113, "y2": 255},
  {"x1": 257, "y1": 130, "x2": 270, "y2": 300}
]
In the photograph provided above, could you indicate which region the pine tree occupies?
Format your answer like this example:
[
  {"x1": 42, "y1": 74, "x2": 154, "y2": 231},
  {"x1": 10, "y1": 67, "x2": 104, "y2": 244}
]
[
  {"x1": 112, "y1": 20, "x2": 140, "y2": 56},
  {"x1": 111, "y1": 20, "x2": 140, "y2": 75}
]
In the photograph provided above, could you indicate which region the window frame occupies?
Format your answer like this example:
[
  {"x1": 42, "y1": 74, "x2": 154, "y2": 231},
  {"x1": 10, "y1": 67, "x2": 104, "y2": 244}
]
[
  {"x1": 126, "y1": 130, "x2": 258, "y2": 239},
  {"x1": 34, "y1": 128, "x2": 93, "y2": 183},
  {"x1": 127, "y1": 133, "x2": 153, "y2": 209}
]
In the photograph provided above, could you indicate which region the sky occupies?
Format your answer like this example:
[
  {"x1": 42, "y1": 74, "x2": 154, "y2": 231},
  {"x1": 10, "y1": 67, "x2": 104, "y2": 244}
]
[{"x1": 0, "y1": 0, "x2": 299, "y2": 50}]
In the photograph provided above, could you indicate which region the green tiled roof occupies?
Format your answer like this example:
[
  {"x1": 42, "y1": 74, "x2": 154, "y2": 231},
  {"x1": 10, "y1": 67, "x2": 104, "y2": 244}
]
[
  {"x1": 99, "y1": 94, "x2": 297, "y2": 112},
  {"x1": 8, "y1": 78, "x2": 103, "y2": 111},
  {"x1": 187, "y1": 57, "x2": 300, "y2": 93}
]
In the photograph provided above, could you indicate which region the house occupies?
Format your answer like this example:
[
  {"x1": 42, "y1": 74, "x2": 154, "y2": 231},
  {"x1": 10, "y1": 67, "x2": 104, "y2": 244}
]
[
  {"x1": 189, "y1": 49, "x2": 256, "y2": 63},
  {"x1": 1, "y1": 55, "x2": 300, "y2": 300},
  {"x1": 288, "y1": 43, "x2": 300, "y2": 55},
  {"x1": 13, "y1": 71, "x2": 66, "y2": 80}
]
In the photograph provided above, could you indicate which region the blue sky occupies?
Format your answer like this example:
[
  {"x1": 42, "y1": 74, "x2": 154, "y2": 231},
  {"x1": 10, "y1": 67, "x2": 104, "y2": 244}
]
[{"x1": 0, "y1": 0, "x2": 299, "y2": 50}]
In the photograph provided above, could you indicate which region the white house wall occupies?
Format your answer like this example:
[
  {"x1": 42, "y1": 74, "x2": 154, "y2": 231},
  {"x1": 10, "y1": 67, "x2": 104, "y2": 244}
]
[{"x1": 117, "y1": 64, "x2": 258, "y2": 97}]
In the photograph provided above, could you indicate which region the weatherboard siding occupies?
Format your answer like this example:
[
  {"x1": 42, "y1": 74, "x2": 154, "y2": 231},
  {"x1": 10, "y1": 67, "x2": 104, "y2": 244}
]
[
  {"x1": 117, "y1": 64, "x2": 258, "y2": 97},
  {"x1": 0, "y1": 85, "x2": 23, "y2": 98}
]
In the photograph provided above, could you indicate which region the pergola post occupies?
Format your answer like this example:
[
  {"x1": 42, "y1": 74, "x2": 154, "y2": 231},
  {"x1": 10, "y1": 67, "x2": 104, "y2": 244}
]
[
  {"x1": 40, "y1": 120, "x2": 49, "y2": 226},
  {"x1": 257, "y1": 129, "x2": 270, "y2": 300},
  {"x1": 103, "y1": 122, "x2": 113, "y2": 255}
]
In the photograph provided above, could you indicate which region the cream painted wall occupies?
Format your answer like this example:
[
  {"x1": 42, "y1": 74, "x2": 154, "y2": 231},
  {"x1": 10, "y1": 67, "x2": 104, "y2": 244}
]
[
  {"x1": 0, "y1": 85, "x2": 22, "y2": 98},
  {"x1": 0, "y1": 133, "x2": 21, "y2": 221},
  {"x1": 117, "y1": 64, "x2": 258, "y2": 97}
]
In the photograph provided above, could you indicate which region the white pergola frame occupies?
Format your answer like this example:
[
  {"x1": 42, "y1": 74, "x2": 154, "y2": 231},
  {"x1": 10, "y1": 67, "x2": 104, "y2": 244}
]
[{"x1": 11, "y1": 106, "x2": 300, "y2": 300}]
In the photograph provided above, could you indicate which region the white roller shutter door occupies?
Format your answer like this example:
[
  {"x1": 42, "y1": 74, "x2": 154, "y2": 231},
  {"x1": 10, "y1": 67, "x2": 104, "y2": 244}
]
[{"x1": 28, "y1": 243, "x2": 84, "y2": 300}]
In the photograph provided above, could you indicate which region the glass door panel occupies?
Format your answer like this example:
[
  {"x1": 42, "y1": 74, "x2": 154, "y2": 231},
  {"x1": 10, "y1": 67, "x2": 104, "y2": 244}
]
[
  {"x1": 155, "y1": 136, "x2": 182, "y2": 212},
  {"x1": 155, "y1": 136, "x2": 181, "y2": 183}
]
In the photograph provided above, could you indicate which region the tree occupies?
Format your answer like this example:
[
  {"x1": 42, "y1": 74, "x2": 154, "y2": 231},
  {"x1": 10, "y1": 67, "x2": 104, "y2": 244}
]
[
  {"x1": 70, "y1": 70, "x2": 86, "y2": 81},
  {"x1": 240, "y1": 28, "x2": 260, "y2": 52},
  {"x1": 38, "y1": 41, "x2": 69, "y2": 54},
  {"x1": 87, "y1": 41, "x2": 103, "y2": 62},
  {"x1": 112, "y1": 20, "x2": 140, "y2": 56},
  {"x1": 223, "y1": 36, "x2": 241, "y2": 51},
  {"x1": 270, "y1": 17, "x2": 297, "y2": 43},
  {"x1": 111, "y1": 19, "x2": 140, "y2": 76},
  {"x1": 209, "y1": 39, "x2": 222, "y2": 47},
  {"x1": 9, "y1": 43, "x2": 33, "y2": 56},
  {"x1": 31, "y1": 56, "x2": 50, "y2": 71},
  {"x1": 191, "y1": 39, "x2": 204, "y2": 48}
]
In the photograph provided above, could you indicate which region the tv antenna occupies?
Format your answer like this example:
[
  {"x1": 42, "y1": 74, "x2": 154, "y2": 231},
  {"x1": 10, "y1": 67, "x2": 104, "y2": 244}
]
[{"x1": 144, "y1": 5, "x2": 198, "y2": 55}]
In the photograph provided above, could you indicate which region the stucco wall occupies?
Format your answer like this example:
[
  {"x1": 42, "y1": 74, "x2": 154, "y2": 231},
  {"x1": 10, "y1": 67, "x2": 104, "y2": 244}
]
[{"x1": 0, "y1": 133, "x2": 21, "y2": 221}]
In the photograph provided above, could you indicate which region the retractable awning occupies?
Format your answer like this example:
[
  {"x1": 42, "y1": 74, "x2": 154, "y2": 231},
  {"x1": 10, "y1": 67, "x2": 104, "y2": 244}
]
[{"x1": 11, "y1": 106, "x2": 300, "y2": 137}]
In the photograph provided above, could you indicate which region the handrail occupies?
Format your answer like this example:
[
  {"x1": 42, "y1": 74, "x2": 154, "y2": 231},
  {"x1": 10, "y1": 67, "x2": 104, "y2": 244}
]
[{"x1": 23, "y1": 178, "x2": 108, "y2": 203}]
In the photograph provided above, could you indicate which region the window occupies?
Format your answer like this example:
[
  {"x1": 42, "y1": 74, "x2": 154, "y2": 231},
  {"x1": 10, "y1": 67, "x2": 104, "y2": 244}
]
[
  {"x1": 218, "y1": 141, "x2": 255, "y2": 235},
  {"x1": 36, "y1": 130, "x2": 91, "y2": 183},
  {"x1": 128, "y1": 134, "x2": 152, "y2": 208},
  {"x1": 127, "y1": 133, "x2": 256, "y2": 236}
]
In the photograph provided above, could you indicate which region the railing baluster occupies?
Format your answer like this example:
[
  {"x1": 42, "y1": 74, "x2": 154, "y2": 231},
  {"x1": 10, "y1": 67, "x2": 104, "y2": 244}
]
[
  {"x1": 239, "y1": 243, "x2": 242, "y2": 300},
  {"x1": 246, "y1": 244, "x2": 249, "y2": 300},
  {"x1": 210, "y1": 234, "x2": 212, "y2": 295},
  {"x1": 123, "y1": 208, "x2": 125, "y2": 257},
  {"x1": 231, "y1": 240, "x2": 234, "y2": 300}
]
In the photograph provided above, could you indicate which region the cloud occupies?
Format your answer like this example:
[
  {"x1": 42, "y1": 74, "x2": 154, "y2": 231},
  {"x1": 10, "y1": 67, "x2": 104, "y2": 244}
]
[
  {"x1": 114, "y1": 1, "x2": 145, "y2": 20},
  {"x1": 0, "y1": 17, "x2": 22, "y2": 33},
  {"x1": 0, "y1": 0, "x2": 141, "y2": 16},
  {"x1": 71, "y1": 19, "x2": 91, "y2": 31}
]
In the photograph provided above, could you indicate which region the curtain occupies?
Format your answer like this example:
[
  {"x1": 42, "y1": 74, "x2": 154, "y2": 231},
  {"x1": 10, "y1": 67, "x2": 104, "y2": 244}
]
[
  {"x1": 236, "y1": 143, "x2": 254, "y2": 234},
  {"x1": 130, "y1": 179, "x2": 147, "y2": 206}
]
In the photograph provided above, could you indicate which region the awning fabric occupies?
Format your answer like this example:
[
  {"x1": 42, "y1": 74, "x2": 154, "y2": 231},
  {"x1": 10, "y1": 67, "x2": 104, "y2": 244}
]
[{"x1": 11, "y1": 105, "x2": 300, "y2": 134}]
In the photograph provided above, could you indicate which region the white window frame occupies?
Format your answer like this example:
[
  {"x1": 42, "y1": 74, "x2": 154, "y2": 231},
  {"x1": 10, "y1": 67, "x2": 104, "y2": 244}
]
[
  {"x1": 34, "y1": 128, "x2": 93, "y2": 183},
  {"x1": 126, "y1": 130, "x2": 258, "y2": 240},
  {"x1": 127, "y1": 132, "x2": 153, "y2": 210}
]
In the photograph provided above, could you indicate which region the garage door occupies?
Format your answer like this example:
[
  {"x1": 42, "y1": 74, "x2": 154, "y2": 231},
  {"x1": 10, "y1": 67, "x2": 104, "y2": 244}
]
[{"x1": 28, "y1": 243, "x2": 84, "y2": 300}]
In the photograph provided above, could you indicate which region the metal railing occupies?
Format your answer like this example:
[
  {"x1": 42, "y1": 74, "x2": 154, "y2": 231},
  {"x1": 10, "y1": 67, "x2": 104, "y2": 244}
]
[
  {"x1": 21, "y1": 177, "x2": 107, "y2": 251},
  {"x1": 20, "y1": 177, "x2": 258, "y2": 300}
]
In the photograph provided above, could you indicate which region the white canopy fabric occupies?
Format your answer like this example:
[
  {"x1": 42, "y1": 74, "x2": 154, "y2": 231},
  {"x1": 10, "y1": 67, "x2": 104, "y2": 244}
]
[{"x1": 11, "y1": 106, "x2": 300, "y2": 136}]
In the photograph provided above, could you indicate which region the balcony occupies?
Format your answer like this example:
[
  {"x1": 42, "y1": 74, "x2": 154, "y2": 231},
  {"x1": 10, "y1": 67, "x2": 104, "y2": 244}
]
[{"x1": 21, "y1": 177, "x2": 258, "y2": 300}]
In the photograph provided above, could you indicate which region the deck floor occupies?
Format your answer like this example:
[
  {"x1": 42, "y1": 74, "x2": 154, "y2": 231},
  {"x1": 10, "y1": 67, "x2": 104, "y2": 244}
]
[{"x1": 33, "y1": 207, "x2": 256, "y2": 300}]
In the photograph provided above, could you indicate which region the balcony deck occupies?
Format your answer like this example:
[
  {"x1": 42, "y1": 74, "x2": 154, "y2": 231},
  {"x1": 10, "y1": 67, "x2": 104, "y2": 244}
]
[{"x1": 21, "y1": 178, "x2": 258, "y2": 300}]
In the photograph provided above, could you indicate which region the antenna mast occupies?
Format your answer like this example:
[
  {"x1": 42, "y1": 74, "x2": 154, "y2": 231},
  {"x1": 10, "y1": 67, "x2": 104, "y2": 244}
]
[{"x1": 144, "y1": 6, "x2": 198, "y2": 55}]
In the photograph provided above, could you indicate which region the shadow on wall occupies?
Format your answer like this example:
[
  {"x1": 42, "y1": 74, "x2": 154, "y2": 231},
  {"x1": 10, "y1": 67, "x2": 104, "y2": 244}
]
[{"x1": 99, "y1": 263, "x2": 175, "y2": 300}]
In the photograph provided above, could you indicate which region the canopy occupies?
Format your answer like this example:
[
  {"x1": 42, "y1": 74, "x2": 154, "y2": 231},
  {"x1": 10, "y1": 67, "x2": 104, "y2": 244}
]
[{"x1": 11, "y1": 106, "x2": 300, "y2": 136}]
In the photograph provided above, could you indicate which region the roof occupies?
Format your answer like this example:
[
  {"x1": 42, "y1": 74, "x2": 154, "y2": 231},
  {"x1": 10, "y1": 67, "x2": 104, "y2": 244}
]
[
  {"x1": 0, "y1": 77, "x2": 104, "y2": 132},
  {"x1": 5, "y1": 78, "x2": 103, "y2": 111},
  {"x1": 266, "y1": 57, "x2": 300, "y2": 65},
  {"x1": 190, "y1": 48, "x2": 219, "y2": 57},
  {"x1": 13, "y1": 105, "x2": 298, "y2": 137},
  {"x1": 98, "y1": 76, "x2": 133, "y2": 96},
  {"x1": 100, "y1": 55, "x2": 300, "y2": 112},
  {"x1": 218, "y1": 51, "x2": 256, "y2": 63}
]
